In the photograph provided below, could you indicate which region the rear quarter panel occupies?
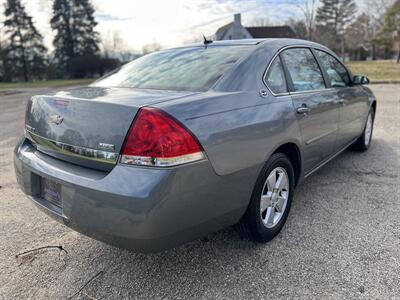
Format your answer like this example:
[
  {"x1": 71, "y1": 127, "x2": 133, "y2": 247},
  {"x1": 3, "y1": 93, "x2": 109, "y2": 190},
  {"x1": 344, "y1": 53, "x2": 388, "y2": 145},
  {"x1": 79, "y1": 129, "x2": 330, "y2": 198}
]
[{"x1": 157, "y1": 91, "x2": 303, "y2": 177}]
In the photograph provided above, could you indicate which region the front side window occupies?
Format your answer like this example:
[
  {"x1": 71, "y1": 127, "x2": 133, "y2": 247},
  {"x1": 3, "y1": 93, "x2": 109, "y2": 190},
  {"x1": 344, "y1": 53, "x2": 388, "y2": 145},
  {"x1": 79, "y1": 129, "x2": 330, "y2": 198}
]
[
  {"x1": 281, "y1": 48, "x2": 325, "y2": 92},
  {"x1": 316, "y1": 50, "x2": 350, "y2": 87},
  {"x1": 265, "y1": 56, "x2": 287, "y2": 94},
  {"x1": 92, "y1": 46, "x2": 252, "y2": 92}
]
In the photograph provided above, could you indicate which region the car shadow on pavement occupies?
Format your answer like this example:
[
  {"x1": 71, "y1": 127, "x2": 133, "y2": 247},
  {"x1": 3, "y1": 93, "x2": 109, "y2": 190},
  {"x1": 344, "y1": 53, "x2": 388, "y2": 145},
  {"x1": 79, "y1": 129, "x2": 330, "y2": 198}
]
[{"x1": 61, "y1": 138, "x2": 399, "y2": 298}]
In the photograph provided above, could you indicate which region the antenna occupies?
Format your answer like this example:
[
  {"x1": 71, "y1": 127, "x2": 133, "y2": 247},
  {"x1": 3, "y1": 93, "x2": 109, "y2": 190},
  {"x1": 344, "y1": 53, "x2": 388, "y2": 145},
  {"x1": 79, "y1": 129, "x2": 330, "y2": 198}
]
[{"x1": 202, "y1": 34, "x2": 213, "y2": 49}]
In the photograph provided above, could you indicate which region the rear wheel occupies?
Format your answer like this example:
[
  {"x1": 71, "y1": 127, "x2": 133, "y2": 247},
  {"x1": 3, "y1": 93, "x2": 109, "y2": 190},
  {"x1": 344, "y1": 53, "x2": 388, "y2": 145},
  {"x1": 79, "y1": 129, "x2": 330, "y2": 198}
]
[
  {"x1": 237, "y1": 153, "x2": 295, "y2": 242},
  {"x1": 352, "y1": 108, "x2": 375, "y2": 152}
]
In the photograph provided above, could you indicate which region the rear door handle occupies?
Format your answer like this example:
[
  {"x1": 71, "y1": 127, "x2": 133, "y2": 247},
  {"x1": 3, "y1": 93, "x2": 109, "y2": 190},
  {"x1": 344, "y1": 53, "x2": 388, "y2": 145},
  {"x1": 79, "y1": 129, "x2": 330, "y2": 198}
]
[{"x1": 296, "y1": 105, "x2": 310, "y2": 115}]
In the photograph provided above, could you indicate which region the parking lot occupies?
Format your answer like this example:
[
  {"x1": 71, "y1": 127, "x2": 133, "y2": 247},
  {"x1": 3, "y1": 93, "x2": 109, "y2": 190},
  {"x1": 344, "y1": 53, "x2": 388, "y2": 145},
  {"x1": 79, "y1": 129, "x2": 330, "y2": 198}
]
[{"x1": 0, "y1": 84, "x2": 399, "y2": 299}]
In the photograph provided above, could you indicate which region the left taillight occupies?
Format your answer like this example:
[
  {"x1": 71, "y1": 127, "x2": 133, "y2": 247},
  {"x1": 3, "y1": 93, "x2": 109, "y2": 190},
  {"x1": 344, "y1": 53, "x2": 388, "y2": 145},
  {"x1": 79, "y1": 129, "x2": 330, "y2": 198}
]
[{"x1": 120, "y1": 107, "x2": 205, "y2": 167}]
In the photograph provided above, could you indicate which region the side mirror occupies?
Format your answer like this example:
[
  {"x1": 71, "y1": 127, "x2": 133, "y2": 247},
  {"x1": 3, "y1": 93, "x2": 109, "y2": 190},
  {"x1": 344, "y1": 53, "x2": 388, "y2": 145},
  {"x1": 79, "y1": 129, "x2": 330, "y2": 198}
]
[{"x1": 353, "y1": 75, "x2": 370, "y2": 85}]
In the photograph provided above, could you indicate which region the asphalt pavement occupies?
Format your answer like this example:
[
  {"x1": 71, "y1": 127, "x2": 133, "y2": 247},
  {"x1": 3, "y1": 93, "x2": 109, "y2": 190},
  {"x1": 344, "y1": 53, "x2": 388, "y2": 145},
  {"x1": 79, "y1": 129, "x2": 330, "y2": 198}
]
[{"x1": 0, "y1": 84, "x2": 399, "y2": 299}]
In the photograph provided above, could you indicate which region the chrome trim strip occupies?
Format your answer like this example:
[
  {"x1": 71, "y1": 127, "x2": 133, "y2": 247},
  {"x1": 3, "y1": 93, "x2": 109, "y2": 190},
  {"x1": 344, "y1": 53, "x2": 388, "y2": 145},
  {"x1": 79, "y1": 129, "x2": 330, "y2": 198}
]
[
  {"x1": 25, "y1": 130, "x2": 119, "y2": 164},
  {"x1": 262, "y1": 50, "x2": 289, "y2": 97},
  {"x1": 120, "y1": 152, "x2": 205, "y2": 167},
  {"x1": 290, "y1": 88, "x2": 335, "y2": 96}
]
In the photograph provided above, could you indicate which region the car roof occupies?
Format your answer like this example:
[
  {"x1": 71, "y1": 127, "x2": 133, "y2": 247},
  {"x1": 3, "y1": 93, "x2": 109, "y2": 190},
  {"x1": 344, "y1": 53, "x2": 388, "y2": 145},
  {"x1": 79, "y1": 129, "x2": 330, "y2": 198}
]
[
  {"x1": 179, "y1": 38, "x2": 273, "y2": 47},
  {"x1": 173, "y1": 38, "x2": 327, "y2": 51},
  {"x1": 200, "y1": 39, "x2": 269, "y2": 45}
]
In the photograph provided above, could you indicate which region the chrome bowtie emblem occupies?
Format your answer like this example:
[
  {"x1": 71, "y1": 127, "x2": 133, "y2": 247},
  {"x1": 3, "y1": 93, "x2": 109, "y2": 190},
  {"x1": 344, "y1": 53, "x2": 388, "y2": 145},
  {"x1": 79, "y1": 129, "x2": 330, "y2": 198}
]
[{"x1": 49, "y1": 114, "x2": 64, "y2": 125}]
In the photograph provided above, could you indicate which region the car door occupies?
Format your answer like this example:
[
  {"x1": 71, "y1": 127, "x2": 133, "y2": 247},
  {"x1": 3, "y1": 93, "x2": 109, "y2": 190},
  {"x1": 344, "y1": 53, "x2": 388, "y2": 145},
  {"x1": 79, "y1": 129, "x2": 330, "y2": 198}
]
[
  {"x1": 280, "y1": 47, "x2": 340, "y2": 173},
  {"x1": 314, "y1": 50, "x2": 369, "y2": 148}
]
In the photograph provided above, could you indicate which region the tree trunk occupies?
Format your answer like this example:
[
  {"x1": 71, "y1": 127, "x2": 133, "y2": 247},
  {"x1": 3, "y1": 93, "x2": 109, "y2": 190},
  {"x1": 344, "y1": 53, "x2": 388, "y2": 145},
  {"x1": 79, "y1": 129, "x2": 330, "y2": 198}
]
[
  {"x1": 341, "y1": 39, "x2": 345, "y2": 60},
  {"x1": 22, "y1": 55, "x2": 28, "y2": 82},
  {"x1": 17, "y1": 30, "x2": 29, "y2": 82},
  {"x1": 397, "y1": 47, "x2": 400, "y2": 63},
  {"x1": 372, "y1": 44, "x2": 376, "y2": 60}
]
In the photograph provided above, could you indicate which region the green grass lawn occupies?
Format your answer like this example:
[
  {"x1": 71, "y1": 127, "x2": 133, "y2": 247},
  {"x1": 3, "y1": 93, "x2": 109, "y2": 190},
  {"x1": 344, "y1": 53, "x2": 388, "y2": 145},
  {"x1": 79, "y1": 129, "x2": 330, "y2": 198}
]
[
  {"x1": 0, "y1": 60, "x2": 398, "y2": 89},
  {"x1": 347, "y1": 60, "x2": 400, "y2": 82},
  {"x1": 0, "y1": 78, "x2": 95, "y2": 90}
]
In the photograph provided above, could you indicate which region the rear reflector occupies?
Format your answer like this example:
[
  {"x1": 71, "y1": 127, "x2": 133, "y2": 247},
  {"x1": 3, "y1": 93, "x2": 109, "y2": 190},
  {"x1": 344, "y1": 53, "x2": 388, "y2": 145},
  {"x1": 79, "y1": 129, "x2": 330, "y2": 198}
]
[{"x1": 120, "y1": 107, "x2": 205, "y2": 167}]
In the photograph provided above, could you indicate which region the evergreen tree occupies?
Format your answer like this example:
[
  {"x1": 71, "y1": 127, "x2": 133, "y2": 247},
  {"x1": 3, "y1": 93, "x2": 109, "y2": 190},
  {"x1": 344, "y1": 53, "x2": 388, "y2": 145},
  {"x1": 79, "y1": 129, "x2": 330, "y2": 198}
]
[
  {"x1": 51, "y1": 0, "x2": 100, "y2": 77},
  {"x1": 315, "y1": 0, "x2": 357, "y2": 57},
  {"x1": 3, "y1": 0, "x2": 47, "y2": 82},
  {"x1": 72, "y1": 0, "x2": 100, "y2": 56},
  {"x1": 51, "y1": 0, "x2": 74, "y2": 76},
  {"x1": 0, "y1": 14, "x2": 4, "y2": 81},
  {"x1": 0, "y1": 31, "x2": 4, "y2": 81}
]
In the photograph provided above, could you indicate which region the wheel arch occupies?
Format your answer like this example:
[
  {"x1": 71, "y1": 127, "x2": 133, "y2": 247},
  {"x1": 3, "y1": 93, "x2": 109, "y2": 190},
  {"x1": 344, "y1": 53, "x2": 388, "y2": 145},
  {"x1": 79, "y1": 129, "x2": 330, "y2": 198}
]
[
  {"x1": 371, "y1": 100, "x2": 377, "y2": 114},
  {"x1": 271, "y1": 142, "x2": 302, "y2": 187}
]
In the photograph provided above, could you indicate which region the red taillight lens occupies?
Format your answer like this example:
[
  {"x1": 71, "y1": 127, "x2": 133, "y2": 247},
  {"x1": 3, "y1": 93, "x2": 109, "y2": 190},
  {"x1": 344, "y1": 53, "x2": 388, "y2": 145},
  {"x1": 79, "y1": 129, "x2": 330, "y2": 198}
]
[{"x1": 120, "y1": 107, "x2": 205, "y2": 167}]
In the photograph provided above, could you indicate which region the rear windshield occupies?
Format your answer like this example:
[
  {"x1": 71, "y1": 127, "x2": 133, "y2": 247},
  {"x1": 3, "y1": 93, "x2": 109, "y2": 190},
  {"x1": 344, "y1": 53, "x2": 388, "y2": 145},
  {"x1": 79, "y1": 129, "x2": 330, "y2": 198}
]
[{"x1": 92, "y1": 46, "x2": 252, "y2": 92}]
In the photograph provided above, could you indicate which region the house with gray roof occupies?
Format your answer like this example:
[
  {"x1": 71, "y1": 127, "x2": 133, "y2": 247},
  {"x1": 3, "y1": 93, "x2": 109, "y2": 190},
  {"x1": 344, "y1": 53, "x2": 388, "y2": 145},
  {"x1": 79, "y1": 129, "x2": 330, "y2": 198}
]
[{"x1": 214, "y1": 14, "x2": 297, "y2": 40}]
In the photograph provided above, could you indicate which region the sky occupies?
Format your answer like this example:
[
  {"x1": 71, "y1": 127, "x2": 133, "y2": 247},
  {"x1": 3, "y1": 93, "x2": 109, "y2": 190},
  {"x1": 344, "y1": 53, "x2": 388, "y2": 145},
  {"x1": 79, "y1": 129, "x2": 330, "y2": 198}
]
[{"x1": 0, "y1": 0, "x2": 367, "y2": 53}]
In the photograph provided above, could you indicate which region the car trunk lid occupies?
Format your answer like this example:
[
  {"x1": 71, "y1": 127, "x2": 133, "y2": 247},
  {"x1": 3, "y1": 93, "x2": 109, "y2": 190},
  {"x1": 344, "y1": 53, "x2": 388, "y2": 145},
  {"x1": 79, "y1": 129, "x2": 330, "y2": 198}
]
[{"x1": 25, "y1": 86, "x2": 196, "y2": 171}]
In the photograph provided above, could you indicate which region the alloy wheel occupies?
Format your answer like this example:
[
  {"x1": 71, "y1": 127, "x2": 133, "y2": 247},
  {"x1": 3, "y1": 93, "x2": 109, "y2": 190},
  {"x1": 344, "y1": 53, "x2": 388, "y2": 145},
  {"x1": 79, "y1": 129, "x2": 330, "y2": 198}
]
[
  {"x1": 364, "y1": 112, "x2": 373, "y2": 147},
  {"x1": 260, "y1": 167, "x2": 289, "y2": 228}
]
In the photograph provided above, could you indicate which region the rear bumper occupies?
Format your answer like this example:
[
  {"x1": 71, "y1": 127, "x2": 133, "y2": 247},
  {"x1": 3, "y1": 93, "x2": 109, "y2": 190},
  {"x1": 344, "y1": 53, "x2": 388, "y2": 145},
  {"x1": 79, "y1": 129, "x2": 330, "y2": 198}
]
[{"x1": 14, "y1": 138, "x2": 252, "y2": 253}]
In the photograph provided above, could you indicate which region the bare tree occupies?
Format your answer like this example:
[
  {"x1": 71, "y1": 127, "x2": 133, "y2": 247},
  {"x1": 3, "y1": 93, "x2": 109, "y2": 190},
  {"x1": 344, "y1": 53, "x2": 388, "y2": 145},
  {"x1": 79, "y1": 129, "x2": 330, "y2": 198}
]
[
  {"x1": 316, "y1": 0, "x2": 357, "y2": 58},
  {"x1": 345, "y1": 13, "x2": 371, "y2": 60},
  {"x1": 119, "y1": 51, "x2": 138, "y2": 63},
  {"x1": 363, "y1": 0, "x2": 395, "y2": 59},
  {"x1": 101, "y1": 30, "x2": 126, "y2": 58},
  {"x1": 0, "y1": 6, "x2": 6, "y2": 80},
  {"x1": 382, "y1": 0, "x2": 400, "y2": 62},
  {"x1": 286, "y1": 18, "x2": 308, "y2": 39},
  {"x1": 100, "y1": 30, "x2": 138, "y2": 63},
  {"x1": 297, "y1": 0, "x2": 317, "y2": 40},
  {"x1": 248, "y1": 18, "x2": 271, "y2": 27},
  {"x1": 183, "y1": 35, "x2": 204, "y2": 45},
  {"x1": 142, "y1": 42, "x2": 162, "y2": 55},
  {"x1": 364, "y1": 0, "x2": 395, "y2": 28}
]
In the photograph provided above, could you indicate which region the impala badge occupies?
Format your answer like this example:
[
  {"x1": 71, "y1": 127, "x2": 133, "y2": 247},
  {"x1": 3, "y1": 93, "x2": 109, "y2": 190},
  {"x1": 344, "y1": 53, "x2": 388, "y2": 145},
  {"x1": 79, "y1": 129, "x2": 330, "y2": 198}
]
[
  {"x1": 49, "y1": 114, "x2": 64, "y2": 125},
  {"x1": 99, "y1": 142, "x2": 115, "y2": 151}
]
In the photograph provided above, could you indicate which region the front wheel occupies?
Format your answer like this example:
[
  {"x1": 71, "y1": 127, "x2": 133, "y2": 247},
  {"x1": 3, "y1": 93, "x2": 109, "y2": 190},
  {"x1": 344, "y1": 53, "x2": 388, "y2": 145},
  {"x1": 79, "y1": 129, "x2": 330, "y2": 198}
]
[
  {"x1": 237, "y1": 153, "x2": 295, "y2": 242},
  {"x1": 352, "y1": 108, "x2": 375, "y2": 152}
]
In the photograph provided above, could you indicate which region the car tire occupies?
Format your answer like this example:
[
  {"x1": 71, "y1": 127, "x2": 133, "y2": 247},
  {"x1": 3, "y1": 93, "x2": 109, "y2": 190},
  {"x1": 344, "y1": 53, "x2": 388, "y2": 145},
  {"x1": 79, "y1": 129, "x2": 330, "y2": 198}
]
[
  {"x1": 351, "y1": 108, "x2": 375, "y2": 152},
  {"x1": 236, "y1": 153, "x2": 295, "y2": 243}
]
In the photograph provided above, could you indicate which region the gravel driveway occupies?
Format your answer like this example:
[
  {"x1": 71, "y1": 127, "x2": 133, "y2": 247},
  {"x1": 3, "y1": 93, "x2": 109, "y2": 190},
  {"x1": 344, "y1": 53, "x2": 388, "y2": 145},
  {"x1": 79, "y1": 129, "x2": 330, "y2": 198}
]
[{"x1": 0, "y1": 85, "x2": 399, "y2": 299}]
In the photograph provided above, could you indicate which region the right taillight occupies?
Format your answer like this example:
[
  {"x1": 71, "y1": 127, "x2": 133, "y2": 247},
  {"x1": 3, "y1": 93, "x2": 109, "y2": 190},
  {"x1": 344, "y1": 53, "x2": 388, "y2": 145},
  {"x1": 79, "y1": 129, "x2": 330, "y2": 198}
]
[{"x1": 120, "y1": 107, "x2": 205, "y2": 167}]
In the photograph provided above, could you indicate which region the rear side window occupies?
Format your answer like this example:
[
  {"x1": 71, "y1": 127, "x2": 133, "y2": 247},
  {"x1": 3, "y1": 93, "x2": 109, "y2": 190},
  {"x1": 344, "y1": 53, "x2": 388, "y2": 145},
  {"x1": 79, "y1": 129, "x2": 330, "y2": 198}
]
[
  {"x1": 281, "y1": 48, "x2": 325, "y2": 92},
  {"x1": 316, "y1": 50, "x2": 350, "y2": 87},
  {"x1": 265, "y1": 57, "x2": 287, "y2": 94}
]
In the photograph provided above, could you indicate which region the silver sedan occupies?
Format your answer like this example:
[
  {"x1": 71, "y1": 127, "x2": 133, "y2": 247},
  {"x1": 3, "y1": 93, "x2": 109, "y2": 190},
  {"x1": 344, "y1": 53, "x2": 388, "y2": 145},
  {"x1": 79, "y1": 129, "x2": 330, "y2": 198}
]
[{"x1": 14, "y1": 39, "x2": 376, "y2": 252}]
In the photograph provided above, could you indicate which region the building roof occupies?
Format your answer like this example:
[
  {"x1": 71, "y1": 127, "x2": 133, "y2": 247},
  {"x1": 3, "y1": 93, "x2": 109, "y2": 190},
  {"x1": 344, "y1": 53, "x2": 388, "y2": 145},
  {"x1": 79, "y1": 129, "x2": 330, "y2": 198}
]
[
  {"x1": 245, "y1": 26, "x2": 297, "y2": 39},
  {"x1": 215, "y1": 20, "x2": 298, "y2": 40},
  {"x1": 215, "y1": 22, "x2": 233, "y2": 35}
]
